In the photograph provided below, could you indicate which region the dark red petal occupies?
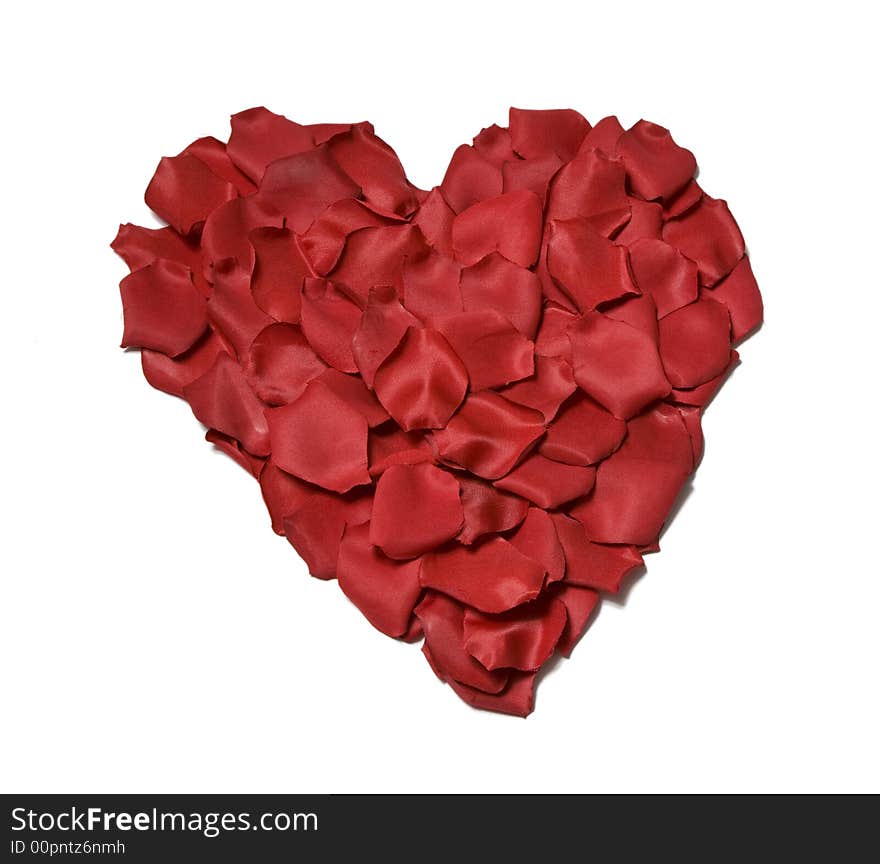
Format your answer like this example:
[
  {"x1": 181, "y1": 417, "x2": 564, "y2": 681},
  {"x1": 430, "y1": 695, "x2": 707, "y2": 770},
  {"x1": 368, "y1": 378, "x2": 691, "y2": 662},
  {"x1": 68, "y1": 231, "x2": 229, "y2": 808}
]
[
  {"x1": 547, "y1": 218, "x2": 637, "y2": 313},
  {"x1": 601, "y1": 292, "x2": 660, "y2": 340},
  {"x1": 459, "y1": 252, "x2": 542, "y2": 339},
  {"x1": 677, "y1": 405, "x2": 705, "y2": 468},
  {"x1": 369, "y1": 463, "x2": 463, "y2": 559},
  {"x1": 457, "y1": 477, "x2": 529, "y2": 545},
  {"x1": 447, "y1": 671, "x2": 536, "y2": 718},
  {"x1": 463, "y1": 596, "x2": 567, "y2": 672},
  {"x1": 401, "y1": 252, "x2": 463, "y2": 320},
  {"x1": 181, "y1": 136, "x2": 256, "y2": 196},
  {"x1": 617, "y1": 120, "x2": 696, "y2": 201},
  {"x1": 299, "y1": 277, "x2": 362, "y2": 372},
  {"x1": 508, "y1": 507, "x2": 565, "y2": 583},
  {"x1": 227, "y1": 107, "x2": 314, "y2": 182},
  {"x1": 433, "y1": 391, "x2": 546, "y2": 480},
  {"x1": 578, "y1": 115, "x2": 624, "y2": 156},
  {"x1": 502, "y1": 153, "x2": 563, "y2": 205},
  {"x1": 205, "y1": 429, "x2": 265, "y2": 477},
  {"x1": 249, "y1": 227, "x2": 311, "y2": 323},
  {"x1": 266, "y1": 378, "x2": 370, "y2": 493},
  {"x1": 662, "y1": 196, "x2": 745, "y2": 287},
  {"x1": 495, "y1": 453, "x2": 596, "y2": 509},
  {"x1": 314, "y1": 368, "x2": 389, "y2": 427},
  {"x1": 706, "y1": 256, "x2": 763, "y2": 343},
  {"x1": 452, "y1": 190, "x2": 543, "y2": 267},
  {"x1": 550, "y1": 583, "x2": 600, "y2": 656},
  {"x1": 473, "y1": 124, "x2": 516, "y2": 166},
  {"x1": 373, "y1": 327, "x2": 468, "y2": 431},
  {"x1": 183, "y1": 352, "x2": 270, "y2": 456},
  {"x1": 328, "y1": 122, "x2": 418, "y2": 216},
  {"x1": 433, "y1": 310, "x2": 534, "y2": 391},
  {"x1": 368, "y1": 425, "x2": 433, "y2": 477},
  {"x1": 244, "y1": 323, "x2": 326, "y2": 405},
  {"x1": 500, "y1": 355, "x2": 577, "y2": 421},
  {"x1": 282, "y1": 487, "x2": 372, "y2": 580},
  {"x1": 420, "y1": 537, "x2": 546, "y2": 614},
  {"x1": 628, "y1": 238, "x2": 699, "y2": 318},
  {"x1": 111, "y1": 223, "x2": 201, "y2": 280},
  {"x1": 206, "y1": 263, "x2": 273, "y2": 360},
  {"x1": 440, "y1": 144, "x2": 503, "y2": 213},
  {"x1": 534, "y1": 305, "x2": 577, "y2": 360},
  {"x1": 415, "y1": 592, "x2": 509, "y2": 693},
  {"x1": 412, "y1": 187, "x2": 456, "y2": 256},
  {"x1": 569, "y1": 311, "x2": 670, "y2": 419},
  {"x1": 120, "y1": 260, "x2": 207, "y2": 357},
  {"x1": 551, "y1": 514, "x2": 644, "y2": 593},
  {"x1": 509, "y1": 107, "x2": 590, "y2": 161},
  {"x1": 351, "y1": 285, "x2": 420, "y2": 387},
  {"x1": 615, "y1": 200, "x2": 664, "y2": 244},
  {"x1": 671, "y1": 350, "x2": 740, "y2": 407},
  {"x1": 141, "y1": 331, "x2": 227, "y2": 398},
  {"x1": 337, "y1": 523, "x2": 422, "y2": 637},
  {"x1": 259, "y1": 459, "x2": 314, "y2": 534},
  {"x1": 658, "y1": 297, "x2": 731, "y2": 388},
  {"x1": 546, "y1": 148, "x2": 628, "y2": 223},
  {"x1": 201, "y1": 196, "x2": 283, "y2": 275},
  {"x1": 663, "y1": 179, "x2": 703, "y2": 219},
  {"x1": 145, "y1": 154, "x2": 237, "y2": 235},
  {"x1": 540, "y1": 391, "x2": 626, "y2": 466}
]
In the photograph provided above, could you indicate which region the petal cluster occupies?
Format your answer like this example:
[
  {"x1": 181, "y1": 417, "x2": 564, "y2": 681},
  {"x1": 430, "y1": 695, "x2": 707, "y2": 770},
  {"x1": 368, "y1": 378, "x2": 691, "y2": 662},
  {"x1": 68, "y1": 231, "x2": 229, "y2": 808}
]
[{"x1": 113, "y1": 107, "x2": 762, "y2": 717}]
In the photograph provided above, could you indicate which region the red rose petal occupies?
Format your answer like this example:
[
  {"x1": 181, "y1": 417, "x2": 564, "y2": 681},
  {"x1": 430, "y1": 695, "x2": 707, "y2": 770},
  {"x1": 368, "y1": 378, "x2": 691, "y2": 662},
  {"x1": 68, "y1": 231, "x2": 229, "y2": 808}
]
[
  {"x1": 111, "y1": 223, "x2": 202, "y2": 283},
  {"x1": 120, "y1": 260, "x2": 207, "y2": 357},
  {"x1": 671, "y1": 350, "x2": 740, "y2": 407},
  {"x1": 706, "y1": 256, "x2": 763, "y2": 343},
  {"x1": 314, "y1": 368, "x2": 389, "y2": 428},
  {"x1": 433, "y1": 391, "x2": 546, "y2": 480},
  {"x1": 617, "y1": 120, "x2": 696, "y2": 201},
  {"x1": 546, "y1": 148, "x2": 629, "y2": 223},
  {"x1": 182, "y1": 136, "x2": 256, "y2": 196},
  {"x1": 205, "y1": 429, "x2": 265, "y2": 477},
  {"x1": 446, "y1": 671, "x2": 537, "y2": 718},
  {"x1": 551, "y1": 513, "x2": 644, "y2": 593},
  {"x1": 495, "y1": 453, "x2": 596, "y2": 509},
  {"x1": 502, "y1": 154, "x2": 563, "y2": 205},
  {"x1": 457, "y1": 477, "x2": 529, "y2": 545},
  {"x1": 658, "y1": 297, "x2": 731, "y2": 388},
  {"x1": 473, "y1": 124, "x2": 516, "y2": 166},
  {"x1": 569, "y1": 311, "x2": 671, "y2": 419},
  {"x1": 401, "y1": 252, "x2": 463, "y2": 320},
  {"x1": 183, "y1": 352, "x2": 270, "y2": 456},
  {"x1": 299, "y1": 277, "x2": 362, "y2": 373},
  {"x1": 663, "y1": 179, "x2": 704, "y2": 219},
  {"x1": 440, "y1": 144, "x2": 503, "y2": 213},
  {"x1": 337, "y1": 522, "x2": 422, "y2": 637},
  {"x1": 463, "y1": 596, "x2": 567, "y2": 672},
  {"x1": 367, "y1": 425, "x2": 434, "y2": 478},
  {"x1": 227, "y1": 107, "x2": 314, "y2": 183},
  {"x1": 551, "y1": 583, "x2": 600, "y2": 657},
  {"x1": 351, "y1": 285, "x2": 420, "y2": 387},
  {"x1": 259, "y1": 459, "x2": 314, "y2": 534},
  {"x1": 459, "y1": 252, "x2": 542, "y2": 339},
  {"x1": 534, "y1": 305, "x2": 577, "y2": 360},
  {"x1": 420, "y1": 537, "x2": 546, "y2": 614},
  {"x1": 412, "y1": 187, "x2": 456, "y2": 256},
  {"x1": 662, "y1": 196, "x2": 745, "y2": 287},
  {"x1": 547, "y1": 218, "x2": 637, "y2": 313},
  {"x1": 500, "y1": 355, "x2": 577, "y2": 422},
  {"x1": 628, "y1": 238, "x2": 699, "y2": 318},
  {"x1": 615, "y1": 200, "x2": 664, "y2": 244},
  {"x1": 266, "y1": 378, "x2": 370, "y2": 493},
  {"x1": 201, "y1": 196, "x2": 283, "y2": 275},
  {"x1": 452, "y1": 190, "x2": 543, "y2": 267},
  {"x1": 601, "y1": 292, "x2": 660, "y2": 340},
  {"x1": 206, "y1": 263, "x2": 273, "y2": 359},
  {"x1": 433, "y1": 309, "x2": 534, "y2": 391},
  {"x1": 373, "y1": 327, "x2": 468, "y2": 431},
  {"x1": 369, "y1": 463, "x2": 463, "y2": 559},
  {"x1": 509, "y1": 107, "x2": 590, "y2": 161},
  {"x1": 244, "y1": 323, "x2": 326, "y2": 406},
  {"x1": 540, "y1": 391, "x2": 627, "y2": 466},
  {"x1": 415, "y1": 592, "x2": 509, "y2": 693},
  {"x1": 249, "y1": 227, "x2": 312, "y2": 323},
  {"x1": 508, "y1": 507, "x2": 565, "y2": 583},
  {"x1": 141, "y1": 331, "x2": 227, "y2": 398}
]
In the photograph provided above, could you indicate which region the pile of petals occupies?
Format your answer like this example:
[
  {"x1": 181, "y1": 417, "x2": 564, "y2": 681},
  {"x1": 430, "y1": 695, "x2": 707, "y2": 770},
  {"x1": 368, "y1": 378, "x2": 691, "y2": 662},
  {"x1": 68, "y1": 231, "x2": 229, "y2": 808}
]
[{"x1": 113, "y1": 107, "x2": 762, "y2": 717}]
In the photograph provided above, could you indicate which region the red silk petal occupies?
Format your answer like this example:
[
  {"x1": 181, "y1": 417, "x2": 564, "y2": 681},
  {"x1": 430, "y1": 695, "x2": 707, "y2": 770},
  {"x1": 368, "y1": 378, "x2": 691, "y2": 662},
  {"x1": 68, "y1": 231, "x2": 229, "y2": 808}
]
[
  {"x1": 509, "y1": 107, "x2": 590, "y2": 161},
  {"x1": 459, "y1": 252, "x2": 542, "y2": 339},
  {"x1": 534, "y1": 305, "x2": 577, "y2": 360},
  {"x1": 433, "y1": 310, "x2": 534, "y2": 390},
  {"x1": 337, "y1": 522, "x2": 422, "y2": 637},
  {"x1": 473, "y1": 124, "x2": 516, "y2": 166},
  {"x1": 495, "y1": 453, "x2": 596, "y2": 509},
  {"x1": 412, "y1": 188, "x2": 455, "y2": 256},
  {"x1": 299, "y1": 278, "x2": 362, "y2": 372},
  {"x1": 415, "y1": 592, "x2": 509, "y2": 693},
  {"x1": 446, "y1": 671, "x2": 537, "y2": 718},
  {"x1": 662, "y1": 196, "x2": 745, "y2": 287},
  {"x1": 500, "y1": 355, "x2": 577, "y2": 421},
  {"x1": 183, "y1": 352, "x2": 270, "y2": 456},
  {"x1": 547, "y1": 218, "x2": 637, "y2": 313},
  {"x1": 206, "y1": 429, "x2": 265, "y2": 477},
  {"x1": 452, "y1": 190, "x2": 543, "y2": 267},
  {"x1": 206, "y1": 263, "x2": 273, "y2": 359},
  {"x1": 658, "y1": 297, "x2": 732, "y2": 388},
  {"x1": 578, "y1": 115, "x2": 624, "y2": 156},
  {"x1": 373, "y1": 327, "x2": 468, "y2": 431},
  {"x1": 201, "y1": 196, "x2": 283, "y2": 275},
  {"x1": 617, "y1": 120, "x2": 696, "y2": 201},
  {"x1": 457, "y1": 477, "x2": 529, "y2": 545},
  {"x1": 369, "y1": 463, "x2": 463, "y2": 559},
  {"x1": 502, "y1": 154, "x2": 563, "y2": 205},
  {"x1": 601, "y1": 292, "x2": 660, "y2": 340},
  {"x1": 351, "y1": 285, "x2": 419, "y2": 387},
  {"x1": 245, "y1": 323, "x2": 326, "y2": 406},
  {"x1": 615, "y1": 200, "x2": 664, "y2": 244},
  {"x1": 440, "y1": 144, "x2": 503, "y2": 213},
  {"x1": 706, "y1": 256, "x2": 763, "y2": 343},
  {"x1": 433, "y1": 391, "x2": 546, "y2": 480},
  {"x1": 663, "y1": 179, "x2": 704, "y2": 219},
  {"x1": 259, "y1": 459, "x2": 314, "y2": 534},
  {"x1": 367, "y1": 425, "x2": 433, "y2": 477},
  {"x1": 112, "y1": 223, "x2": 202, "y2": 282},
  {"x1": 145, "y1": 154, "x2": 238, "y2": 236},
  {"x1": 508, "y1": 507, "x2": 565, "y2": 583},
  {"x1": 551, "y1": 583, "x2": 600, "y2": 656},
  {"x1": 181, "y1": 136, "x2": 256, "y2": 196},
  {"x1": 540, "y1": 392, "x2": 626, "y2": 466},
  {"x1": 551, "y1": 514, "x2": 644, "y2": 593},
  {"x1": 546, "y1": 148, "x2": 628, "y2": 223},
  {"x1": 569, "y1": 311, "x2": 671, "y2": 419},
  {"x1": 463, "y1": 596, "x2": 567, "y2": 672},
  {"x1": 671, "y1": 350, "x2": 740, "y2": 407},
  {"x1": 315, "y1": 368, "x2": 389, "y2": 428},
  {"x1": 420, "y1": 537, "x2": 546, "y2": 614},
  {"x1": 266, "y1": 379, "x2": 370, "y2": 493},
  {"x1": 120, "y1": 260, "x2": 207, "y2": 357},
  {"x1": 249, "y1": 227, "x2": 311, "y2": 323},
  {"x1": 401, "y1": 252, "x2": 462, "y2": 320},
  {"x1": 628, "y1": 238, "x2": 699, "y2": 318},
  {"x1": 227, "y1": 107, "x2": 314, "y2": 182},
  {"x1": 141, "y1": 331, "x2": 227, "y2": 398}
]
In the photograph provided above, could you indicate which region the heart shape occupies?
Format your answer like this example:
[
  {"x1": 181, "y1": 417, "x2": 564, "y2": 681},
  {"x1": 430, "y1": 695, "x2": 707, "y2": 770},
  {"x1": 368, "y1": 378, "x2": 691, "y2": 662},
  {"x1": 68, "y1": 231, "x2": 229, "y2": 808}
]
[{"x1": 112, "y1": 107, "x2": 762, "y2": 716}]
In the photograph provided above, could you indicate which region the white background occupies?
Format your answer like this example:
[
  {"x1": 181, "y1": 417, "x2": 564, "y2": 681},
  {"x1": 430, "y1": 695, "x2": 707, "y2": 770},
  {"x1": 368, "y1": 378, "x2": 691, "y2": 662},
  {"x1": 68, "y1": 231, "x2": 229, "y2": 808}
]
[{"x1": 2, "y1": 1, "x2": 877, "y2": 793}]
